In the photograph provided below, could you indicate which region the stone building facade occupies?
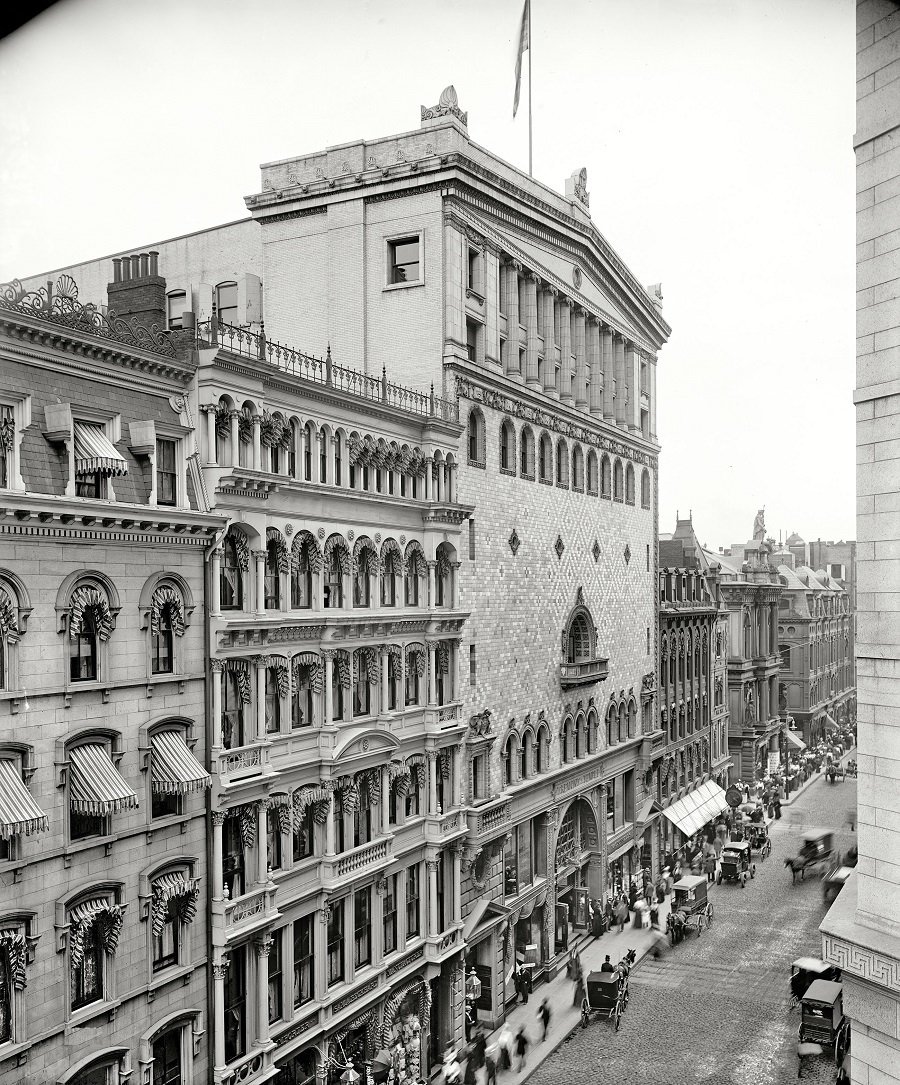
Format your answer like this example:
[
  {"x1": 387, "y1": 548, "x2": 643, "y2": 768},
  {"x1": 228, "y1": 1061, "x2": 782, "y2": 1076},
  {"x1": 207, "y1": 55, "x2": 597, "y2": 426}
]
[
  {"x1": 774, "y1": 565, "x2": 854, "y2": 748},
  {"x1": 0, "y1": 274, "x2": 226, "y2": 1085},
  {"x1": 16, "y1": 84, "x2": 671, "y2": 1065},
  {"x1": 700, "y1": 526, "x2": 785, "y2": 785},
  {"x1": 656, "y1": 516, "x2": 731, "y2": 858},
  {"x1": 821, "y1": 5, "x2": 900, "y2": 1083}
]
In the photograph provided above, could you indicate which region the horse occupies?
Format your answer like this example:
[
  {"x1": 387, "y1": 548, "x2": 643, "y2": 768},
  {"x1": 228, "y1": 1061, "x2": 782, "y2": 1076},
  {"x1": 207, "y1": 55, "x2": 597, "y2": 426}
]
[{"x1": 784, "y1": 856, "x2": 807, "y2": 884}]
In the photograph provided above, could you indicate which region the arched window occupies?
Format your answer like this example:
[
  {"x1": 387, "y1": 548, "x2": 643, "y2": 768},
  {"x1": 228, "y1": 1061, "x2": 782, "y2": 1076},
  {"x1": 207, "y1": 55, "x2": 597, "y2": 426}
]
[
  {"x1": 539, "y1": 433, "x2": 553, "y2": 483},
  {"x1": 467, "y1": 409, "x2": 485, "y2": 467},
  {"x1": 435, "y1": 544, "x2": 454, "y2": 608},
  {"x1": 221, "y1": 666, "x2": 249, "y2": 749},
  {"x1": 606, "y1": 708, "x2": 616, "y2": 747},
  {"x1": 566, "y1": 613, "x2": 592, "y2": 663},
  {"x1": 381, "y1": 547, "x2": 400, "y2": 606},
  {"x1": 265, "y1": 536, "x2": 282, "y2": 610},
  {"x1": 556, "y1": 439, "x2": 569, "y2": 487},
  {"x1": 559, "y1": 720, "x2": 571, "y2": 764},
  {"x1": 304, "y1": 422, "x2": 315, "y2": 482},
  {"x1": 291, "y1": 532, "x2": 319, "y2": 610},
  {"x1": 613, "y1": 459, "x2": 624, "y2": 501},
  {"x1": 324, "y1": 537, "x2": 346, "y2": 609},
  {"x1": 625, "y1": 463, "x2": 635, "y2": 504},
  {"x1": 319, "y1": 427, "x2": 328, "y2": 483},
  {"x1": 353, "y1": 649, "x2": 374, "y2": 717},
  {"x1": 292, "y1": 656, "x2": 319, "y2": 729},
  {"x1": 618, "y1": 705, "x2": 627, "y2": 743},
  {"x1": 536, "y1": 724, "x2": 550, "y2": 773},
  {"x1": 600, "y1": 455, "x2": 611, "y2": 498},
  {"x1": 353, "y1": 542, "x2": 374, "y2": 608},
  {"x1": 571, "y1": 446, "x2": 584, "y2": 492},
  {"x1": 67, "y1": 581, "x2": 115, "y2": 684},
  {"x1": 237, "y1": 404, "x2": 253, "y2": 468},
  {"x1": 215, "y1": 396, "x2": 232, "y2": 466},
  {"x1": 641, "y1": 469, "x2": 651, "y2": 509},
  {"x1": 65, "y1": 888, "x2": 125, "y2": 1012},
  {"x1": 499, "y1": 419, "x2": 516, "y2": 473},
  {"x1": 519, "y1": 730, "x2": 533, "y2": 780},
  {"x1": 149, "y1": 586, "x2": 186, "y2": 676},
  {"x1": 405, "y1": 544, "x2": 426, "y2": 607},
  {"x1": 519, "y1": 426, "x2": 535, "y2": 478},
  {"x1": 586, "y1": 450, "x2": 598, "y2": 495},
  {"x1": 587, "y1": 710, "x2": 598, "y2": 754},
  {"x1": 503, "y1": 735, "x2": 516, "y2": 786},
  {"x1": 628, "y1": 700, "x2": 637, "y2": 738},
  {"x1": 220, "y1": 533, "x2": 245, "y2": 611},
  {"x1": 575, "y1": 714, "x2": 586, "y2": 758}
]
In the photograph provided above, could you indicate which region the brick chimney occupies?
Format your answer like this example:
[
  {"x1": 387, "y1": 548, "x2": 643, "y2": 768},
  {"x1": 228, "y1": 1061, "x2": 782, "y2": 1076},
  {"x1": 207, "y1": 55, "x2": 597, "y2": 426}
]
[{"x1": 107, "y1": 250, "x2": 166, "y2": 333}]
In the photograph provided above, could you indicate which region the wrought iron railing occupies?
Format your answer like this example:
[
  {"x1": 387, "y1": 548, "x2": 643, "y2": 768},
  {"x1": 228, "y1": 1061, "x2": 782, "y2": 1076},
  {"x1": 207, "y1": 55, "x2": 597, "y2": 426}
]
[{"x1": 197, "y1": 317, "x2": 458, "y2": 424}]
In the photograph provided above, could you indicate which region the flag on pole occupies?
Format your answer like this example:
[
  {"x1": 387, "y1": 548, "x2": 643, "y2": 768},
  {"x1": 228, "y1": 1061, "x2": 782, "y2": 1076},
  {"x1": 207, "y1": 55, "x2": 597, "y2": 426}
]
[{"x1": 513, "y1": 0, "x2": 530, "y2": 118}]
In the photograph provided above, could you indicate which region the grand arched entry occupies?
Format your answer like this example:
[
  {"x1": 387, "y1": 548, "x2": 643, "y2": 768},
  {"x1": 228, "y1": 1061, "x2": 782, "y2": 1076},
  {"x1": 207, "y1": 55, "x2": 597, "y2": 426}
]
[{"x1": 553, "y1": 797, "x2": 601, "y2": 952}]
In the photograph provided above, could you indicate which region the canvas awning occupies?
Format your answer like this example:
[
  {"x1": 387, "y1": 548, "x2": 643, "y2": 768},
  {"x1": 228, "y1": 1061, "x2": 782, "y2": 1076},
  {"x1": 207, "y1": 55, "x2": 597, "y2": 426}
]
[
  {"x1": 786, "y1": 730, "x2": 807, "y2": 751},
  {"x1": 637, "y1": 796, "x2": 662, "y2": 824},
  {"x1": 0, "y1": 758, "x2": 49, "y2": 838},
  {"x1": 824, "y1": 714, "x2": 839, "y2": 732},
  {"x1": 151, "y1": 731, "x2": 211, "y2": 795},
  {"x1": 69, "y1": 743, "x2": 138, "y2": 816},
  {"x1": 462, "y1": 899, "x2": 508, "y2": 944},
  {"x1": 73, "y1": 421, "x2": 128, "y2": 477},
  {"x1": 661, "y1": 780, "x2": 728, "y2": 837}
]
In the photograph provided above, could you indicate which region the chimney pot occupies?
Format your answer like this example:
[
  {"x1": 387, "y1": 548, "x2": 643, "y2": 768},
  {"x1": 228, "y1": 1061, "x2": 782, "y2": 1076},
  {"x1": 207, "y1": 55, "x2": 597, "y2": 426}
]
[
  {"x1": 130, "y1": 255, "x2": 141, "y2": 280},
  {"x1": 148, "y1": 251, "x2": 159, "y2": 277},
  {"x1": 139, "y1": 252, "x2": 149, "y2": 277},
  {"x1": 112, "y1": 257, "x2": 122, "y2": 283}
]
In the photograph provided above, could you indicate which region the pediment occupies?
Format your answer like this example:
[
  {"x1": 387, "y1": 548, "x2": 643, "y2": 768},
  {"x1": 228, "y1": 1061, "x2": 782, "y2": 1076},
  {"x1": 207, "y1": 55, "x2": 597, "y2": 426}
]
[{"x1": 333, "y1": 727, "x2": 400, "y2": 764}]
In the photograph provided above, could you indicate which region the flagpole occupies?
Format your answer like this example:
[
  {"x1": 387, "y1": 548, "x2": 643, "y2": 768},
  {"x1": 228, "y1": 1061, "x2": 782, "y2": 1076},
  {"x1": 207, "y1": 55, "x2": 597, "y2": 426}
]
[{"x1": 527, "y1": 0, "x2": 533, "y2": 176}]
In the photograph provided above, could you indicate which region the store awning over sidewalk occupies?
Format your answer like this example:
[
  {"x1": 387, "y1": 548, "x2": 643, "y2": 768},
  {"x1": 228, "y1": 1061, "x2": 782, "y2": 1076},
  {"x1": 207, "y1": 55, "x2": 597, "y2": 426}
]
[
  {"x1": 824, "y1": 714, "x2": 839, "y2": 732},
  {"x1": 636, "y1": 795, "x2": 662, "y2": 824},
  {"x1": 661, "y1": 780, "x2": 728, "y2": 837},
  {"x1": 462, "y1": 899, "x2": 509, "y2": 944},
  {"x1": 785, "y1": 730, "x2": 807, "y2": 751}
]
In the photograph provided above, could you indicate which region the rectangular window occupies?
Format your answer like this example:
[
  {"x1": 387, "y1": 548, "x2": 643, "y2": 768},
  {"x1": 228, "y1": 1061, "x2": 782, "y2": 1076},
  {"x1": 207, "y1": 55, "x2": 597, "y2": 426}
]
[
  {"x1": 222, "y1": 817, "x2": 245, "y2": 899},
  {"x1": 265, "y1": 672, "x2": 280, "y2": 735},
  {"x1": 217, "y1": 282, "x2": 238, "y2": 326},
  {"x1": 388, "y1": 237, "x2": 420, "y2": 284},
  {"x1": 472, "y1": 754, "x2": 486, "y2": 801},
  {"x1": 647, "y1": 627, "x2": 651, "y2": 655},
  {"x1": 152, "y1": 788, "x2": 180, "y2": 820},
  {"x1": 75, "y1": 471, "x2": 103, "y2": 499},
  {"x1": 267, "y1": 808, "x2": 283, "y2": 871},
  {"x1": 166, "y1": 292, "x2": 187, "y2": 330},
  {"x1": 466, "y1": 319, "x2": 478, "y2": 363},
  {"x1": 468, "y1": 518, "x2": 475, "y2": 560},
  {"x1": 406, "y1": 865, "x2": 420, "y2": 939},
  {"x1": 606, "y1": 785, "x2": 615, "y2": 836},
  {"x1": 156, "y1": 438, "x2": 177, "y2": 506},
  {"x1": 268, "y1": 930, "x2": 283, "y2": 1024},
  {"x1": 646, "y1": 543, "x2": 650, "y2": 571},
  {"x1": 354, "y1": 887, "x2": 371, "y2": 968},
  {"x1": 404, "y1": 782, "x2": 420, "y2": 819},
  {"x1": 0, "y1": 405, "x2": 12, "y2": 489},
  {"x1": 327, "y1": 900, "x2": 345, "y2": 986},
  {"x1": 293, "y1": 915, "x2": 314, "y2": 1008},
  {"x1": 383, "y1": 874, "x2": 398, "y2": 956},
  {"x1": 71, "y1": 918, "x2": 104, "y2": 1010},
  {"x1": 152, "y1": 895, "x2": 179, "y2": 973},
  {"x1": 469, "y1": 645, "x2": 476, "y2": 686},
  {"x1": 224, "y1": 944, "x2": 246, "y2": 1062},
  {"x1": 293, "y1": 808, "x2": 314, "y2": 861},
  {"x1": 468, "y1": 248, "x2": 477, "y2": 291}
]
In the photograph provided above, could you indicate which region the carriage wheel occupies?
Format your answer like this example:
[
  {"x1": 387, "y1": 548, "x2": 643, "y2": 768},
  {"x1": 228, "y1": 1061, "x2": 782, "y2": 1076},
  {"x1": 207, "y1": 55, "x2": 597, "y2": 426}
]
[
  {"x1": 707, "y1": 902, "x2": 714, "y2": 922},
  {"x1": 697, "y1": 916, "x2": 703, "y2": 936},
  {"x1": 581, "y1": 1007, "x2": 589, "y2": 1029},
  {"x1": 751, "y1": 864, "x2": 756, "y2": 879},
  {"x1": 717, "y1": 872, "x2": 722, "y2": 885},
  {"x1": 614, "y1": 1001, "x2": 622, "y2": 1031}
]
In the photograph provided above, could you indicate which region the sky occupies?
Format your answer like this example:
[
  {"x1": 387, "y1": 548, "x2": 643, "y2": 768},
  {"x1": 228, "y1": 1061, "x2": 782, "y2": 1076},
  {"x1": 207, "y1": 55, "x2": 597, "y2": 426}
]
[{"x1": 0, "y1": 0, "x2": 856, "y2": 551}]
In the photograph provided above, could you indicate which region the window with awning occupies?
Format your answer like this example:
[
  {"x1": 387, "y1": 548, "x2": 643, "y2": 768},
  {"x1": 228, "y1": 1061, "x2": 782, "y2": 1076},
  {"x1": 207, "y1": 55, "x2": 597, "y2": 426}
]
[
  {"x1": 73, "y1": 421, "x2": 128, "y2": 478},
  {"x1": 151, "y1": 731, "x2": 211, "y2": 795},
  {"x1": 0, "y1": 758, "x2": 48, "y2": 838},
  {"x1": 69, "y1": 743, "x2": 137, "y2": 816}
]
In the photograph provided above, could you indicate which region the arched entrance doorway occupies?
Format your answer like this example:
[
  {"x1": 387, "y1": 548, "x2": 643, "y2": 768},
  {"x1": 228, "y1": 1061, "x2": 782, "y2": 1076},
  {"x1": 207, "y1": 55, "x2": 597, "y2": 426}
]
[{"x1": 553, "y1": 798, "x2": 600, "y2": 952}]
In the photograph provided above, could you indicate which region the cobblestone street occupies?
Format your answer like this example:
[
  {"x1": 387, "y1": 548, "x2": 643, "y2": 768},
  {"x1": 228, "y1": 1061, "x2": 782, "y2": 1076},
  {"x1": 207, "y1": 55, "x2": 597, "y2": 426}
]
[{"x1": 527, "y1": 773, "x2": 858, "y2": 1085}]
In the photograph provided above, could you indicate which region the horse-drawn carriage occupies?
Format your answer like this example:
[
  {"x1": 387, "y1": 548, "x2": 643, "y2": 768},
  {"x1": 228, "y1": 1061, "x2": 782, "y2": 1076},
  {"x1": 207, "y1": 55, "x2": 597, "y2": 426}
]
[
  {"x1": 718, "y1": 840, "x2": 756, "y2": 887},
  {"x1": 786, "y1": 829, "x2": 836, "y2": 884},
  {"x1": 823, "y1": 866, "x2": 853, "y2": 904},
  {"x1": 844, "y1": 760, "x2": 857, "y2": 778},
  {"x1": 666, "y1": 874, "x2": 713, "y2": 943},
  {"x1": 790, "y1": 957, "x2": 841, "y2": 1006},
  {"x1": 580, "y1": 968, "x2": 629, "y2": 1031},
  {"x1": 797, "y1": 979, "x2": 847, "y2": 1080}
]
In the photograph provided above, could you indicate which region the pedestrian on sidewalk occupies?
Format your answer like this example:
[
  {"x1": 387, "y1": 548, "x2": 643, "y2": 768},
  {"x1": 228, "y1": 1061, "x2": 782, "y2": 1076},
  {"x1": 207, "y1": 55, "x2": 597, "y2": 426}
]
[
  {"x1": 537, "y1": 998, "x2": 551, "y2": 1042},
  {"x1": 713, "y1": 834, "x2": 724, "y2": 860},
  {"x1": 484, "y1": 1050, "x2": 497, "y2": 1085},
  {"x1": 573, "y1": 966, "x2": 586, "y2": 1008},
  {"x1": 703, "y1": 852, "x2": 716, "y2": 884},
  {"x1": 514, "y1": 1026, "x2": 528, "y2": 1072},
  {"x1": 628, "y1": 881, "x2": 638, "y2": 911},
  {"x1": 497, "y1": 1026, "x2": 513, "y2": 1073},
  {"x1": 643, "y1": 880, "x2": 654, "y2": 907},
  {"x1": 615, "y1": 898, "x2": 628, "y2": 933}
]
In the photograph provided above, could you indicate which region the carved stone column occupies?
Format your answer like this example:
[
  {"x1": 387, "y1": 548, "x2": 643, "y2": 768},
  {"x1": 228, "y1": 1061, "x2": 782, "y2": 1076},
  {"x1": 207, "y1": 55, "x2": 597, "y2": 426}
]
[
  {"x1": 381, "y1": 766, "x2": 390, "y2": 834},
  {"x1": 212, "y1": 955, "x2": 229, "y2": 1072},
  {"x1": 573, "y1": 307, "x2": 588, "y2": 410},
  {"x1": 212, "y1": 809, "x2": 227, "y2": 901},
  {"x1": 524, "y1": 273, "x2": 541, "y2": 387},
  {"x1": 542, "y1": 288, "x2": 558, "y2": 396},
  {"x1": 504, "y1": 260, "x2": 521, "y2": 378},
  {"x1": 427, "y1": 643, "x2": 438, "y2": 707},
  {"x1": 587, "y1": 318, "x2": 603, "y2": 417},
  {"x1": 452, "y1": 562, "x2": 462, "y2": 611},
  {"x1": 558, "y1": 298, "x2": 573, "y2": 403},
  {"x1": 255, "y1": 936, "x2": 272, "y2": 1046},
  {"x1": 380, "y1": 648, "x2": 390, "y2": 715},
  {"x1": 229, "y1": 410, "x2": 240, "y2": 468},
  {"x1": 427, "y1": 750, "x2": 439, "y2": 816},
  {"x1": 257, "y1": 801, "x2": 268, "y2": 885},
  {"x1": 255, "y1": 656, "x2": 269, "y2": 741},
  {"x1": 204, "y1": 404, "x2": 218, "y2": 465},
  {"x1": 614, "y1": 335, "x2": 627, "y2": 427},
  {"x1": 210, "y1": 660, "x2": 224, "y2": 748},
  {"x1": 427, "y1": 560, "x2": 436, "y2": 609},
  {"x1": 601, "y1": 327, "x2": 615, "y2": 421},
  {"x1": 210, "y1": 546, "x2": 222, "y2": 616},
  {"x1": 424, "y1": 457, "x2": 433, "y2": 502},
  {"x1": 448, "y1": 462, "x2": 458, "y2": 504},
  {"x1": 426, "y1": 856, "x2": 440, "y2": 935},
  {"x1": 325, "y1": 792, "x2": 336, "y2": 856},
  {"x1": 322, "y1": 651, "x2": 334, "y2": 727},
  {"x1": 626, "y1": 343, "x2": 642, "y2": 433},
  {"x1": 451, "y1": 846, "x2": 462, "y2": 923},
  {"x1": 252, "y1": 414, "x2": 262, "y2": 472},
  {"x1": 542, "y1": 809, "x2": 558, "y2": 961}
]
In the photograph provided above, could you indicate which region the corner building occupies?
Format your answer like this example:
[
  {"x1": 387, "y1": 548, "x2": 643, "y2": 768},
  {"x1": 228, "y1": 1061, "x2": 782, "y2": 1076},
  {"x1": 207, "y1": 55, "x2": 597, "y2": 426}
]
[{"x1": 0, "y1": 274, "x2": 226, "y2": 1084}]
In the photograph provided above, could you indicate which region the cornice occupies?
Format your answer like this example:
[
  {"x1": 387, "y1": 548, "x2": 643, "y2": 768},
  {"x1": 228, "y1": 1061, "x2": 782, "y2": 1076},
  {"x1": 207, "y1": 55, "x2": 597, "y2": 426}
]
[
  {"x1": 0, "y1": 314, "x2": 196, "y2": 387},
  {"x1": 450, "y1": 362, "x2": 659, "y2": 469},
  {"x1": 0, "y1": 496, "x2": 225, "y2": 544}
]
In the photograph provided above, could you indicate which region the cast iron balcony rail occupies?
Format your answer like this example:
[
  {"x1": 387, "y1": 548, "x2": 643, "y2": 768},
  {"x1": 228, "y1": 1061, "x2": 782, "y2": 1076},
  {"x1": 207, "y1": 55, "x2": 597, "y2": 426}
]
[
  {"x1": 559, "y1": 656, "x2": 610, "y2": 688},
  {"x1": 197, "y1": 317, "x2": 458, "y2": 423},
  {"x1": 1, "y1": 275, "x2": 177, "y2": 358}
]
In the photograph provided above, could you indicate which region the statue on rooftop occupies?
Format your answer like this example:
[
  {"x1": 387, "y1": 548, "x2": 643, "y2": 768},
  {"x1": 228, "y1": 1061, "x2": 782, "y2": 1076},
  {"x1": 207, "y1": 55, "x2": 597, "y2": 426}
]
[{"x1": 752, "y1": 508, "x2": 766, "y2": 542}]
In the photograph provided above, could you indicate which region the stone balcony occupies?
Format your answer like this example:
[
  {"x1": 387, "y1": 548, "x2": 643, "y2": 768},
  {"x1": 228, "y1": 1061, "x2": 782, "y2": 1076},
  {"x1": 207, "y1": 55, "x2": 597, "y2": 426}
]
[
  {"x1": 559, "y1": 656, "x2": 609, "y2": 688},
  {"x1": 214, "y1": 883, "x2": 279, "y2": 945},
  {"x1": 215, "y1": 741, "x2": 273, "y2": 786},
  {"x1": 320, "y1": 838, "x2": 392, "y2": 889}
]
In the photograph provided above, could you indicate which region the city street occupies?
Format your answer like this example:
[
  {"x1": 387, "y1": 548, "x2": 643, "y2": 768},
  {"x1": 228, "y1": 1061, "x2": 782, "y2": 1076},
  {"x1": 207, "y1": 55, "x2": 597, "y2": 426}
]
[{"x1": 527, "y1": 773, "x2": 858, "y2": 1085}]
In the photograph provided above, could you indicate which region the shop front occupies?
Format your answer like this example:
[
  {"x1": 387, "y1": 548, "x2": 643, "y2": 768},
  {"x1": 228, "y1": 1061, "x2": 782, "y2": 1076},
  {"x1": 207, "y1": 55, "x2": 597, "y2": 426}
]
[
  {"x1": 461, "y1": 899, "x2": 509, "y2": 1030},
  {"x1": 552, "y1": 798, "x2": 601, "y2": 951}
]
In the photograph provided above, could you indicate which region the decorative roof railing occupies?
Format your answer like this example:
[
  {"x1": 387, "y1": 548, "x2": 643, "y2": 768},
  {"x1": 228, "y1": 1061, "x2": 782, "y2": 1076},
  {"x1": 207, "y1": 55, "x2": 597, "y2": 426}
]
[
  {"x1": 0, "y1": 276, "x2": 176, "y2": 358},
  {"x1": 197, "y1": 316, "x2": 458, "y2": 425}
]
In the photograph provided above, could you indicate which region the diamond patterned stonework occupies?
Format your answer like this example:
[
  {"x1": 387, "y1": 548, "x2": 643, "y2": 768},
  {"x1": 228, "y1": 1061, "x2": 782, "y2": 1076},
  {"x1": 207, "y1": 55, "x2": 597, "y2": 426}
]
[
  {"x1": 592, "y1": 540, "x2": 600, "y2": 563},
  {"x1": 509, "y1": 529, "x2": 521, "y2": 556},
  {"x1": 555, "y1": 535, "x2": 565, "y2": 560},
  {"x1": 624, "y1": 543, "x2": 631, "y2": 565}
]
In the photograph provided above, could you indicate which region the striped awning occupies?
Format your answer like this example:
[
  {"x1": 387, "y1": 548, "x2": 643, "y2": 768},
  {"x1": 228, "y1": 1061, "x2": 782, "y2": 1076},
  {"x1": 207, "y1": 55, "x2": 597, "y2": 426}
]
[
  {"x1": 0, "y1": 758, "x2": 49, "y2": 839},
  {"x1": 151, "y1": 731, "x2": 211, "y2": 795},
  {"x1": 73, "y1": 421, "x2": 128, "y2": 477},
  {"x1": 69, "y1": 743, "x2": 138, "y2": 815},
  {"x1": 786, "y1": 730, "x2": 807, "y2": 751}
]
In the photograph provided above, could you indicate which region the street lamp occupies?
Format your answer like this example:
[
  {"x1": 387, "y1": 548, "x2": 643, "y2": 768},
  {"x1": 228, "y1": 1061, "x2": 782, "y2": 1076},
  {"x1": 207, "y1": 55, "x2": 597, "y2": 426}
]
[{"x1": 465, "y1": 968, "x2": 482, "y2": 1002}]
